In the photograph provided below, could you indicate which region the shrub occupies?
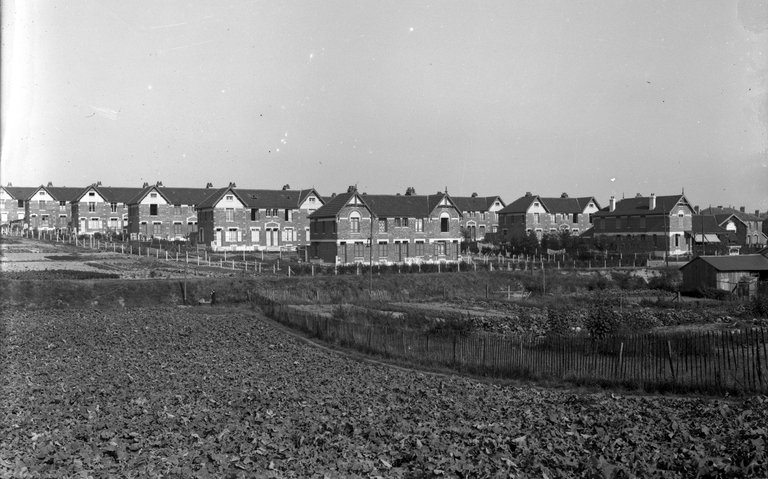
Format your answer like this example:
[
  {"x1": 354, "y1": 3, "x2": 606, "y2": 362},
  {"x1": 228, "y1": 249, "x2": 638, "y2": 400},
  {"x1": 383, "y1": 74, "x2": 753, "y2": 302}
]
[
  {"x1": 692, "y1": 287, "x2": 733, "y2": 301},
  {"x1": 647, "y1": 268, "x2": 680, "y2": 292},
  {"x1": 747, "y1": 294, "x2": 768, "y2": 318},
  {"x1": 585, "y1": 302, "x2": 621, "y2": 339}
]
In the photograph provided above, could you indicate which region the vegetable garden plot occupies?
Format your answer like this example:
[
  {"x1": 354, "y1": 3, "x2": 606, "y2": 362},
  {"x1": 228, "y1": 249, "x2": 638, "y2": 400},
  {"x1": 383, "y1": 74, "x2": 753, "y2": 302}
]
[{"x1": 262, "y1": 297, "x2": 768, "y2": 395}]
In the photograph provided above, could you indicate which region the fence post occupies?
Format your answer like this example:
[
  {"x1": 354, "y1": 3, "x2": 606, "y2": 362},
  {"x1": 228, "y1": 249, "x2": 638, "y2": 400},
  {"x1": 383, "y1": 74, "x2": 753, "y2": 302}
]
[
  {"x1": 453, "y1": 334, "x2": 457, "y2": 365},
  {"x1": 667, "y1": 340, "x2": 676, "y2": 383}
]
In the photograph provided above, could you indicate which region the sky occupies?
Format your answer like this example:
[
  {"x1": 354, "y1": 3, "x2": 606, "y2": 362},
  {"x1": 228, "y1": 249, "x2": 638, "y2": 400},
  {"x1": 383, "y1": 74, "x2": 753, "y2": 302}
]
[{"x1": 2, "y1": 0, "x2": 767, "y2": 211}]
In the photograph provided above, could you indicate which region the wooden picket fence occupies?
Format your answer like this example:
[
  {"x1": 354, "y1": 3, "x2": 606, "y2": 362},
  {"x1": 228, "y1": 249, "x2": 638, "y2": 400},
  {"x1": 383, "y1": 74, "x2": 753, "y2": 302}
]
[{"x1": 257, "y1": 296, "x2": 767, "y2": 394}]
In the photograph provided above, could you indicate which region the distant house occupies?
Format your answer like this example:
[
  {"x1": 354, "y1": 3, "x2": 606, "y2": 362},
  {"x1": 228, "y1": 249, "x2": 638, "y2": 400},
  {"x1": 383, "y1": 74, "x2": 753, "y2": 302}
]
[
  {"x1": 589, "y1": 193, "x2": 694, "y2": 255},
  {"x1": 308, "y1": 186, "x2": 463, "y2": 264},
  {"x1": 72, "y1": 184, "x2": 145, "y2": 235},
  {"x1": 690, "y1": 214, "x2": 740, "y2": 255},
  {"x1": 449, "y1": 192, "x2": 505, "y2": 242},
  {"x1": 497, "y1": 192, "x2": 600, "y2": 242},
  {"x1": 25, "y1": 185, "x2": 84, "y2": 233},
  {"x1": 0, "y1": 185, "x2": 36, "y2": 233},
  {"x1": 700, "y1": 206, "x2": 767, "y2": 248},
  {"x1": 681, "y1": 252, "x2": 768, "y2": 297},
  {"x1": 195, "y1": 185, "x2": 324, "y2": 251},
  {"x1": 126, "y1": 183, "x2": 215, "y2": 241}
]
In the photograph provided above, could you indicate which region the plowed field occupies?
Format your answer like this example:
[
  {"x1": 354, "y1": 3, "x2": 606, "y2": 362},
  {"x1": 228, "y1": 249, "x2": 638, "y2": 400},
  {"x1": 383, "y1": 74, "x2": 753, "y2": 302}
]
[{"x1": 1, "y1": 307, "x2": 765, "y2": 478}]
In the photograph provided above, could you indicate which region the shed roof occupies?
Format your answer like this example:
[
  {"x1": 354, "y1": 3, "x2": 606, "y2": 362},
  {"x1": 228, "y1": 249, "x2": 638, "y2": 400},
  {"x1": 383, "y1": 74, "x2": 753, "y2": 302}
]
[{"x1": 682, "y1": 255, "x2": 768, "y2": 272}]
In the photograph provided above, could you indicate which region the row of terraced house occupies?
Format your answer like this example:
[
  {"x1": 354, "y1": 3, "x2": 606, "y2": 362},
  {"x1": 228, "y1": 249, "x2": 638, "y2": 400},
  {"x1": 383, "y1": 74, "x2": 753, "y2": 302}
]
[{"x1": 1, "y1": 181, "x2": 767, "y2": 263}]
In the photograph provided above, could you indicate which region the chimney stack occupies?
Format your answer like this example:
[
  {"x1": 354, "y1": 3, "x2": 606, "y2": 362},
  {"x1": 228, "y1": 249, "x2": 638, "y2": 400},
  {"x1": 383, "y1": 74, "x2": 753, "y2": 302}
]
[
  {"x1": 205, "y1": 182, "x2": 213, "y2": 188},
  {"x1": 649, "y1": 193, "x2": 656, "y2": 210},
  {"x1": 756, "y1": 210, "x2": 760, "y2": 217},
  {"x1": 347, "y1": 185, "x2": 356, "y2": 193},
  {"x1": 156, "y1": 181, "x2": 163, "y2": 187},
  {"x1": 471, "y1": 192, "x2": 478, "y2": 197},
  {"x1": 405, "y1": 187, "x2": 416, "y2": 196},
  {"x1": 47, "y1": 181, "x2": 53, "y2": 187},
  {"x1": 694, "y1": 205, "x2": 700, "y2": 214},
  {"x1": 525, "y1": 192, "x2": 532, "y2": 197},
  {"x1": 142, "y1": 182, "x2": 149, "y2": 188},
  {"x1": 282, "y1": 184, "x2": 290, "y2": 190},
  {"x1": 609, "y1": 196, "x2": 616, "y2": 212},
  {"x1": 740, "y1": 206, "x2": 745, "y2": 213},
  {"x1": 229, "y1": 182, "x2": 237, "y2": 188}
]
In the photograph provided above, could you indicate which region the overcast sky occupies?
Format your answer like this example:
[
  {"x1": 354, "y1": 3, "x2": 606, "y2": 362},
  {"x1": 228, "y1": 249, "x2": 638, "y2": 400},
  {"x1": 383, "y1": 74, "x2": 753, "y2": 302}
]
[{"x1": 2, "y1": 1, "x2": 766, "y2": 210}]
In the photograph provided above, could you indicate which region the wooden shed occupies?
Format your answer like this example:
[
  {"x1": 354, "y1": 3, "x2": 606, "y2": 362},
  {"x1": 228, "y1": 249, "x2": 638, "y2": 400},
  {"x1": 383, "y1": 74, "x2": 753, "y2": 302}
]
[{"x1": 681, "y1": 254, "x2": 768, "y2": 296}]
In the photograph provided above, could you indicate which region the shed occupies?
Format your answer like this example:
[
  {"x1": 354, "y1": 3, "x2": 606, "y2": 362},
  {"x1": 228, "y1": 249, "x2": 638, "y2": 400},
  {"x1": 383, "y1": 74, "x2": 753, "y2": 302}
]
[{"x1": 680, "y1": 255, "x2": 768, "y2": 296}]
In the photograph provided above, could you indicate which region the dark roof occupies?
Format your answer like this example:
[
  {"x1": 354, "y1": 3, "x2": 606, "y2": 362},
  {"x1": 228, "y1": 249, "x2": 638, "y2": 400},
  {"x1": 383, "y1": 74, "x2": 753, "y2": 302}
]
[
  {"x1": 76, "y1": 186, "x2": 146, "y2": 203},
  {"x1": 683, "y1": 255, "x2": 768, "y2": 272},
  {"x1": 127, "y1": 186, "x2": 216, "y2": 206},
  {"x1": 310, "y1": 191, "x2": 457, "y2": 219},
  {"x1": 451, "y1": 195, "x2": 504, "y2": 212},
  {"x1": 197, "y1": 188, "x2": 322, "y2": 209},
  {"x1": 3, "y1": 186, "x2": 38, "y2": 200},
  {"x1": 38, "y1": 186, "x2": 85, "y2": 202},
  {"x1": 498, "y1": 194, "x2": 598, "y2": 214},
  {"x1": 594, "y1": 195, "x2": 687, "y2": 217},
  {"x1": 701, "y1": 206, "x2": 762, "y2": 222},
  {"x1": 691, "y1": 215, "x2": 728, "y2": 234}
]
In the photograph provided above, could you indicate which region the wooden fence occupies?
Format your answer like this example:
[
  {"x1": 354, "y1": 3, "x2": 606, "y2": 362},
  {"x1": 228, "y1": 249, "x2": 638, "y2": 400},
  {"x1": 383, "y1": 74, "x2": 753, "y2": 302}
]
[{"x1": 257, "y1": 296, "x2": 767, "y2": 394}]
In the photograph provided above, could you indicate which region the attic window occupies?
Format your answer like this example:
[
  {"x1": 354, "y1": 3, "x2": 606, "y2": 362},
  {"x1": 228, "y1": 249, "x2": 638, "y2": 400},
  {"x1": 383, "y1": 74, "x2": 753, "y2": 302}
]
[
  {"x1": 534, "y1": 202, "x2": 539, "y2": 207},
  {"x1": 150, "y1": 193, "x2": 157, "y2": 198},
  {"x1": 309, "y1": 197, "x2": 316, "y2": 203},
  {"x1": 88, "y1": 192, "x2": 95, "y2": 197},
  {"x1": 226, "y1": 195, "x2": 233, "y2": 201}
]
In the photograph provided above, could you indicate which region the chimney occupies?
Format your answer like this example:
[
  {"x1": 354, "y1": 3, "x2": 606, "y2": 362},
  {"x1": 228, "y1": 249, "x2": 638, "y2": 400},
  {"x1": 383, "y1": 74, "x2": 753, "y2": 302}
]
[
  {"x1": 405, "y1": 187, "x2": 415, "y2": 196},
  {"x1": 636, "y1": 193, "x2": 642, "y2": 198},
  {"x1": 156, "y1": 181, "x2": 163, "y2": 187},
  {"x1": 740, "y1": 206, "x2": 745, "y2": 213},
  {"x1": 331, "y1": 193, "x2": 336, "y2": 198},
  {"x1": 649, "y1": 193, "x2": 656, "y2": 210},
  {"x1": 717, "y1": 206, "x2": 722, "y2": 209},
  {"x1": 347, "y1": 185, "x2": 356, "y2": 193},
  {"x1": 6, "y1": 182, "x2": 12, "y2": 187},
  {"x1": 609, "y1": 196, "x2": 616, "y2": 212},
  {"x1": 471, "y1": 192, "x2": 478, "y2": 197},
  {"x1": 96, "y1": 181, "x2": 102, "y2": 187},
  {"x1": 142, "y1": 182, "x2": 149, "y2": 188},
  {"x1": 206, "y1": 182, "x2": 213, "y2": 188},
  {"x1": 47, "y1": 181, "x2": 53, "y2": 187},
  {"x1": 229, "y1": 182, "x2": 237, "y2": 188},
  {"x1": 560, "y1": 192, "x2": 568, "y2": 198},
  {"x1": 694, "y1": 205, "x2": 700, "y2": 214},
  {"x1": 525, "y1": 192, "x2": 532, "y2": 197},
  {"x1": 756, "y1": 210, "x2": 760, "y2": 216},
  {"x1": 282, "y1": 184, "x2": 290, "y2": 190}
]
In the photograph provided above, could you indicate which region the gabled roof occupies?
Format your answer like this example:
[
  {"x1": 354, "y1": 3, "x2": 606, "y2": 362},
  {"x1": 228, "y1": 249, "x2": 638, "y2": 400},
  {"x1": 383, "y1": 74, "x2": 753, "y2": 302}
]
[
  {"x1": 196, "y1": 187, "x2": 323, "y2": 209},
  {"x1": 126, "y1": 186, "x2": 216, "y2": 206},
  {"x1": 451, "y1": 195, "x2": 505, "y2": 213},
  {"x1": 691, "y1": 215, "x2": 728, "y2": 235},
  {"x1": 75, "y1": 186, "x2": 146, "y2": 204},
  {"x1": 701, "y1": 206, "x2": 762, "y2": 222},
  {"x1": 2, "y1": 186, "x2": 38, "y2": 200},
  {"x1": 26, "y1": 186, "x2": 85, "y2": 202},
  {"x1": 498, "y1": 194, "x2": 598, "y2": 215},
  {"x1": 593, "y1": 194, "x2": 689, "y2": 217},
  {"x1": 682, "y1": 254, "x2": 768, "y2": 272},
  {"x1": 309, "y1": 190, "x2": 460, "y2": 219}
]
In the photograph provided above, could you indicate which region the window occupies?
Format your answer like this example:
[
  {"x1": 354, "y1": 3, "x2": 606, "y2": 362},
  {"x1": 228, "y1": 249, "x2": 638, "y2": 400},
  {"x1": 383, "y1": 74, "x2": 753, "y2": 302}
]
[
  {"x1": 174, "y1": 205, "x2": 181, "y2": 215},
  {"x1": 510, "y1": 215, "x2": 515, "y2": 224},
  {"x1": 198, "y1": 229, "x2": 205, "y2": 242},
  {"x1": 282, "y1": 228, "x2": 295, "y2": 242},
  {"x1": 534, "y1": 213, "x2": 540, "y2": 224},
  {"x1": 41, "y1": 215, "x2": 49, "y2": 226},
  {"x1": 153, "y1": 223, "x2": 162, "y2": 235},
  {"x1": 18, "y1": 200, "x2": 24, "y2": 207},
  {"x1": 354, "y1": 242, "x2": 365, "y2": 258},
  {"x1": 378, "y1": 242, "x2": 388, "y2": 258},
  {"x1": 572, "y1": 213, "x2": 578, "y2": 223},
  {"x1": 414, "y1": 241, "x2": 424, "y2": 256},
  {"x1": 173, "y1": 223, "x2": 182, "y2": 236},
  {"x1": 627, "y1": 216, "x2": 631, "y2": 229},
  {"x1": 251, "y1": 229, "x2": 259, "y2": 242},
  {"x1": 226, "y1": 208, "x2": 234, "y2": 222},
  {"x1": 60, "y1": 201, "x2": 66, "y2": 210},
  {"x1": 615, "y1": 217, "x2": 621, "y2": 229},
  {"x1": 111, "y1": 203, "x2": 118, "y2": 213},
  {"x1": 150, "y1": 193, "x2": 157, "y2": 198},
  {"x1": 225, "y1": 195, "x2": 233, "y2": 201},
  {"x1": 599, "y1": 218, "x2": 605, "y2": 230},
  {"x1": 227, "y1": 228, "x2": 238, "y2": 242},
  {"x1": 394, "y1": 218, "x2": 402, "y2": 227},
  {"x1": 150, "y1": 204, "x2": 158, "y2": 216},
  {"x1": 89, "y1": 218, "x2": 99, "y2": 229},
  {"x1": 440, "y1": 216, "x2": 449, "y2": 232},
  {"x1": 640, "y1": 216, "x2": 646, "y2": 228},
  {"x1": 88, "y1": 192, "x2": 95, "y2": 197},
  {"x1": 309, "y1": 197, "x2": 316, "y2": 203},
  {"x1": 110, "y1": 218, "x2": 119, "y2": 229},
  {"x1": 284, "y1": 209, "x2": 294, "y2": 222},
  {"x1": 38, "y1": 200, "x2": 46, "y2": 208},
  {"x1": 379, "y1": 218, "x2": 387, "y2": 232},
  {"x1": 414, "y1": 218, "x2": 424, "y2": 232},
  {"x1": 435, "y1": 241, "x2": 446, "y2": 255},
  {"x1": 251, "y1": 208, "x2": 259, "y2": 221},
  {"x1": 88, "y1": 202, "x2": 96, "y2": 212},
  {"x1": 350, "y1": 212, "x2": 360, "y2": 233},
  {"x1": 140, "y1": 223, "x2": 148, "y2": 235}
]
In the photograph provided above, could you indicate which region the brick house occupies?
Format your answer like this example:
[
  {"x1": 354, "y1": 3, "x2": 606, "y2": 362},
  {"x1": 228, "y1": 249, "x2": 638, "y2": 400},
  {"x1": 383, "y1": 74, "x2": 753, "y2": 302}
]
[
  {"x1": 0, "y1": 185, "x2": 36, "y2": 233},
  {"x1": 589, "y1": 193, "x2": 695, "y2": 254},
  {"x1": 72, "y1": 184, "x2": 145, "y2": 235},
  {"x1": 308, "y1": 186, "x2": 463, "y2": 264},
  {"x1": 450, "y1": 192, "x2": 506, "y2": 241},
  {"x1": 700, "y1": 206, "x2": 767, "y2": 248},
  {"x1": 126, "y1": 184, "x2": 215, "y2": 241},
  {"x1": 195, "y1": 185, "x2": 324, "y2": 251},
  {"x1": 25, "y1": 185, "x2": 85, "y2": 233},
  {"x1": 497, "y1": 192, "x2": 600, "y2": 242}
]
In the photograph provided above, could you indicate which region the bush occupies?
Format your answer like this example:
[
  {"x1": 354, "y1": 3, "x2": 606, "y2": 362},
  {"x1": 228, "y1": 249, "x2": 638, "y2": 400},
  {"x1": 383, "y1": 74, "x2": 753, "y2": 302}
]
[
  {"x1": 747, "y1": 294, "x2": 768, "y2": 318},
  {"x1": 647, "y1": 268, "x2": 680, "y2": 292},
  {"x1": 691, "y1": 287, "x2": 733, "y2": 301},
  {"x1": 585, "y1": 301, "x2": 621, "y2": 339}
]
